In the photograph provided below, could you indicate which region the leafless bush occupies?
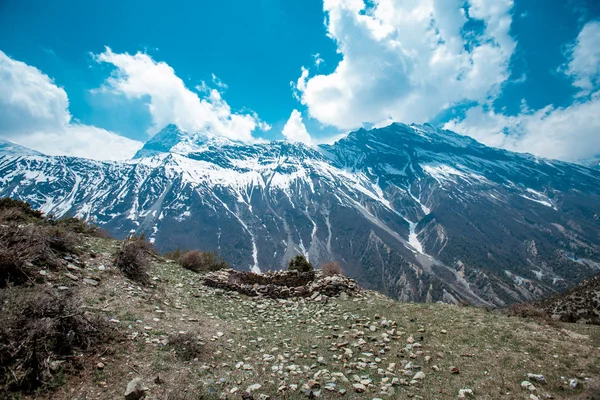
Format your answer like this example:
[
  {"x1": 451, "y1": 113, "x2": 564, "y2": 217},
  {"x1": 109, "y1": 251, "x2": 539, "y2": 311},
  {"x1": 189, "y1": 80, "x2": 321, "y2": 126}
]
[
  {"x1": 0, "y1": 223, "x2": 81, "y2": 287},
  {"x1": 51, "y1": 217, "x2": 109, "y2": 238},
  {"x1": 321, "y1": 261, "x2": 343, "y2": 276},
  {"x1": 114, "y1": 235, "x2": 154, "y2": 285},
  {"x1": 0, "y1": 288, "x2": 111, "y2": 393},
  {"x1": 0, "y1": 198, "x2": 43, "y2": 223},
  {"x1": 167, "y1": 332, "x2": 204, "y2": 361},
  {"x1": 507, "y1": 302, "x2": 558, "y2": 326},
  {"x1": 179, "y1": 250, "x2": 227, "y2": 273}
]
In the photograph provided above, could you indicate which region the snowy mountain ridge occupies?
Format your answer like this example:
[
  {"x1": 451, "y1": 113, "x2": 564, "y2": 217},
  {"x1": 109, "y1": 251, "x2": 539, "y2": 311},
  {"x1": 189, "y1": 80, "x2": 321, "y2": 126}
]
[{"x1": 2, "y1": 123, "x2": 600, "y2": 306}]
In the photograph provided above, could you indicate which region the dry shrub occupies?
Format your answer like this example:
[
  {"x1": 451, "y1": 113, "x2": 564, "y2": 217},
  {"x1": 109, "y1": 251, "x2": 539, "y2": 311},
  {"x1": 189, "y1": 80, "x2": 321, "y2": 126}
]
[
  {"x1": 0, "y1": 198, "x2": 43, "y2": 223},
  {"x1": 0, "y1": 288, "x2": 111, "y2": 393},
  {"x1": 288, "y1": 255, "x2": 313, "y2": 272},
  {"x1": 507, "y1": 302, "x2": 557, "y2": 326},
  {"x1": 167, "y1": 332, "x2": 204, "y2": 361},
  {"x1": 52, "y1": 217, "x2": 108, "y2": 238},
  {"x1": 321, "y1": 261, "x2": 343, "y2": 276},
  {"x1": 163, "y1": 247, "x2": 184, "y2": 261},
  {"x1": 179, "y1": 250, "x2": 227, "y2": 273},
  {"x1": 0, "y1": 223, "x2": 81, "y2": 287},
  {"x1": 114, "y1": 235, "x2": 154, "y2": 285}
]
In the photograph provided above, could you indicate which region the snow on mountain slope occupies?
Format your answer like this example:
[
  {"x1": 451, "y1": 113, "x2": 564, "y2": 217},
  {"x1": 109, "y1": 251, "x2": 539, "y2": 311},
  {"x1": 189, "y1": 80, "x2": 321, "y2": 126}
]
[{"x1": 1, "y1": 123, "x2": 600, "y2": 306}]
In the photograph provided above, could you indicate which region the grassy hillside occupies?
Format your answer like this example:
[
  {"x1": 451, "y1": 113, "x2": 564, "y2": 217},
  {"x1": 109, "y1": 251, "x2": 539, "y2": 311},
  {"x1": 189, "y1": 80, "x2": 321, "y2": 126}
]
[{"x1": 0, "y1": 200, "x2": 599, "y2": 399}]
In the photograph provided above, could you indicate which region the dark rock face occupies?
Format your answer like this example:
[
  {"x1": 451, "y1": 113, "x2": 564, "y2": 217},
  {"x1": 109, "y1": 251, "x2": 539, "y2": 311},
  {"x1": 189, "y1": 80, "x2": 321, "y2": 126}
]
[
  {"x1": 1, "y1": 123, "x2": 600, "y2": 306},
  {"x1": 537, "y1": 272, "x2": 600, "y2": 324}
]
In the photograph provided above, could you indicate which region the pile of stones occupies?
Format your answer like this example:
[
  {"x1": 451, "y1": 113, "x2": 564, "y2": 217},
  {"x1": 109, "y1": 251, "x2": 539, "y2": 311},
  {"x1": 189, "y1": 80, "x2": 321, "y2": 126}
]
[{"x1": 202, "y1": 269, "x2": 360, "y2": 299}]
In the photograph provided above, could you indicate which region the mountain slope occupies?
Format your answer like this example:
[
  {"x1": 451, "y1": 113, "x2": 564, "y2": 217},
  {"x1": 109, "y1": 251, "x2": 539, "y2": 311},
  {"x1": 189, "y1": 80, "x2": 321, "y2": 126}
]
[{"x1": 1, "y1": 123, "x2": 600, "y2": 306}]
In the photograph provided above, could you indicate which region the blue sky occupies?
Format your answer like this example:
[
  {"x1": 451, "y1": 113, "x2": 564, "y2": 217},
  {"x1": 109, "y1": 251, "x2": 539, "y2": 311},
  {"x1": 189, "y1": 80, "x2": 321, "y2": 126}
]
[{"x1": 0, "y1": 0, "x2": 599, "y2": 162}]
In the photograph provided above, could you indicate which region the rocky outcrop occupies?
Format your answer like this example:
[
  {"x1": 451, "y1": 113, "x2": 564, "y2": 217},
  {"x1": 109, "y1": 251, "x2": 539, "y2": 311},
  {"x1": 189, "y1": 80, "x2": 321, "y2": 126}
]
[
  {"x1": 537, "y1": 272, "x2": 600, "y2": 325},
  {"x1": 202, "y1": 269, "x2": 360, "y2": 299}
]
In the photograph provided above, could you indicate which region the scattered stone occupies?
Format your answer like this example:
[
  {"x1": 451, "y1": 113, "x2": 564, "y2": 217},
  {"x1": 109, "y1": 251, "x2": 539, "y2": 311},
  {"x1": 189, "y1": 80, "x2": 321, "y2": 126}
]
[
  {"x1": 307, "y1": 380, "x2": 320, "y2": 389},
  {"x1": 124, "y1": 378, "x2": 147, "y2": 400},
  {"x1": 569, "y1": 379, "x2": 579, "y2": 389},
  {"x1": 96, "y1": 362, "x2": 105, "y2": 370},
  {"x1": 352, "y1": 383, "x2": 367, "y2": 393},
  {"x1": 458, "y1": 388, "x2": 474, "y2": 398},
  {"x1": 64, "y1": 272, "x2": 79, "y2": 281},
  {"x1": 450, "y1": 366, "x2": 460, "y2": 374},
  {"x1": 413, "y1": 371, "x2": 425, "y2": 380},
  {"x1": 246, "y1": 384, "x2": 262, "y2": 392},
  {"x1": 83, "y1": 278, "x2": 99, "y2": 286},
  {"x1": 527, "y1": 374, "x2": 546, "y2": 384},
  {"x1": 521, "y1": 381, "x2": 536, "y2": 392}
]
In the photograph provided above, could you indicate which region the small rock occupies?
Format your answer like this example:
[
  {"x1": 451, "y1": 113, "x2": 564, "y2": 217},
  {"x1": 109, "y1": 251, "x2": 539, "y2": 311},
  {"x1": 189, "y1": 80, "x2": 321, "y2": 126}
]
[
  {"x1": 530, "y1": 395, "x2": 540, "y2": 400},
  {"x1": 413, "y1": 371, "x2": 425, "y2": 380},
  {"x1": 450, "y1": 366, "x2": 460, "y2": 374},
  {"x1": 458, "y1": 388, "x2": 474, "y2": 398},
  {"x1": 521, "y1": 381, "x2": 536, "y2": 392},
  {"x1": 308, "y1": 380, "x2": 320, "y2": 389},
  {"x1": 246, "y1": 384, "x2": 262, "y2": 392},
  {"x1": 352, "y1": 383, "x2": 366, "y2": 393},
  {"x1": 569, "y1": 379, "x2": 578, "y2": 389},
  {"x1": 96, "y1": 362, "x2": 105, "y2": 370},
  {"x1": 49, "y1": 360, "x2": 65, "y2": 371},
  {"x1": 527, "y1": 374, "x2": 546, "y2": 384},
  {"x1": 124, "y1": 378, "x2": 147, "y2": 400},
  {"x1": 83, "y1": 278, "x2": 99, "y2": 286},
  {"x1": 64, "y1": 272, "x2": 79, "y2": 281}
]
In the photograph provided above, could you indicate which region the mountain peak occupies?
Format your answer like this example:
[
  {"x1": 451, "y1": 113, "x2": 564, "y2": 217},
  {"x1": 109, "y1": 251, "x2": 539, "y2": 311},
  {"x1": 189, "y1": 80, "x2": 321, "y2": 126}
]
[
  {"x1": 0, "y1": 138, "x2": 44, "y2": 157},
  {"x1": 133, "y1": 124, "x2": 226, "y2": 159}
]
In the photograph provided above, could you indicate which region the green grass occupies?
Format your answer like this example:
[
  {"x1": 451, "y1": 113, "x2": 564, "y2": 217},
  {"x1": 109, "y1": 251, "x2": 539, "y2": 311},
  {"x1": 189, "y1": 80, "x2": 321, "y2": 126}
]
[{"x1": 34, "y1": 236, "x2": 600, "y2": 400}]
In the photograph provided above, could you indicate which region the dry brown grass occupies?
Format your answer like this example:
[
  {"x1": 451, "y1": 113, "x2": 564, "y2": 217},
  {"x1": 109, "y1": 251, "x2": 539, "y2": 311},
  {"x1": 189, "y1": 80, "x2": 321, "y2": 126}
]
[
  {"x1": 321, "y1": 261, "x2": 343, "y2": 276},
  {"x1": 0, "y1": 223, "x2": 80, "y2": 287},
  {"x1": 506, "y1": 302, "x2": 559, "y2": 326},
  {"x1": 0, "y1": 288, "x2": 112, "y2": 394},
  {"x1": 167, "y1": 332, "x2": 204, "y2": 361}
]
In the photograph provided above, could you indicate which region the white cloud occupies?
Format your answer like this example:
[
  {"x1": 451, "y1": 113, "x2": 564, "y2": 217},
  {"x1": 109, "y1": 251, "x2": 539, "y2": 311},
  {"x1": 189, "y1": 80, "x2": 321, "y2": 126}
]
[
  {"x1": 282, "y1": 109, "x2": 313, "y2": 144},
  {"x1": 293, "y1": 0, "x2": 516, "y2": 130},
  {"x1": 446, "y1": 20, "x2": 600, "y2": 162},
  {"x1": 445, "y1": 95, "x2": 600, "y2": 161},
  {"x1": 0, "y1": 50, "x2": 142, "y2": 160},
  {"x1": 211, "y1": 73, "x2": 229, "y2": 90},
  {"x1": 94, "y1": 47, "x2": 267, "y2": 142},
  {"x1": 0, "y1": 50, "x2": 70, "y2": 134},
  {"x1": 16, "y1": 125, "x2": 144, "y2": 160},
  {"x1": 313, "y1": 53, "x2": 324, "y2": 68},
  {"x1": 563, "y1": 20, "x2": 600, "y2": 95}
]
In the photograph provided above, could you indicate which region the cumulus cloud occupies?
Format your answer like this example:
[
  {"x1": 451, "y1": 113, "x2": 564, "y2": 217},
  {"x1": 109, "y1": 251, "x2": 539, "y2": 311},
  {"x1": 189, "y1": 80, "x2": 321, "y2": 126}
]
[
  {"x1": 282, "y1": 109, "x2": 313, "y2": 144},
  {"x1": 446, "y1": 20, "x2": 600, "y2": 162},
  {"x1": 293, "y1": 0, "x2": 516, "y2": 129},
  {"x1": 94, "y1": 47, "x2": 268, "y2": 142},
  {"x1": 444, "y1": 96, "x2": 600, "y2": 161},
  {"x1": 0, "y1": 50, "x2": 70, "y2": 134},
  {"x1": 0, "y1": 50, "x2": 142, "y2": 160},
  {"x1": 563, "y1": 20, "x2": 600, "y2": 95}
]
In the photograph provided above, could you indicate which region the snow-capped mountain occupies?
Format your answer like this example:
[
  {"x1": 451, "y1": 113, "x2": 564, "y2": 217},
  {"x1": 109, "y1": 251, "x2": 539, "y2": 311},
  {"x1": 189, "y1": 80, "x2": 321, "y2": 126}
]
[{"x1": 2, "y1": 123, "x2": 600, "y2": 307}]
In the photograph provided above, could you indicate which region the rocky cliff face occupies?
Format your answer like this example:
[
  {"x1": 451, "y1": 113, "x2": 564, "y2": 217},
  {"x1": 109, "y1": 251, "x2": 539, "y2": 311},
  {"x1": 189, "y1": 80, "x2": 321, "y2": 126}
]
[{"x1": 2, "y1": 123, "x2": 600, "y2": 306}]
